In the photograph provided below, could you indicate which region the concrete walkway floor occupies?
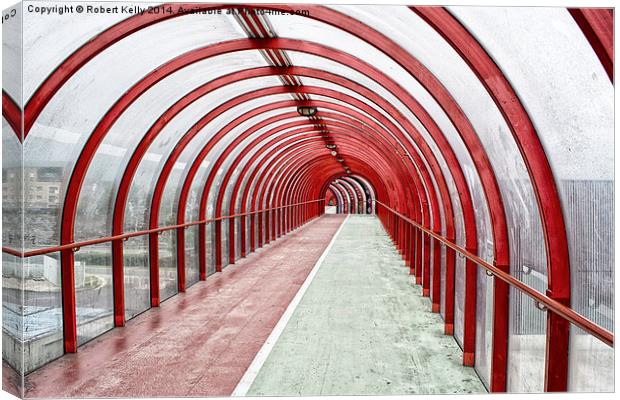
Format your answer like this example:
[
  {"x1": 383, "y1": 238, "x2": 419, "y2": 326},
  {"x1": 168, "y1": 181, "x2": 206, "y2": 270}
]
[
  {"x1": 20, "y1": 215, "x2": 346, "y2": 398},
  {"x1": 245, "y1": 215, "x2": 486, "y2": 395}
]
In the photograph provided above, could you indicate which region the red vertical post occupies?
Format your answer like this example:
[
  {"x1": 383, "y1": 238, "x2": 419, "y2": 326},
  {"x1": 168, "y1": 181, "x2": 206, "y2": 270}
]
[
  {"x1": 409, "y1": 224, "x2": 418, "y2": 275},
  {"x1": 397, "y1": 218, "x2": 403, "y2": 254},
  {"x1": 392, "y1": 214, "x2": 396, "y2": 241},
  {"x1": 431, "y1": 236, "x2": 441, "y2": 312},
  {"x1": 544, "y1": 297, "x2": 570, "y2": 391},
  {"x1": 398, "y1": 218, "x2": 402, "y2": 246},
  {"x1": 444, "y1": 246, "x2": 456, "y2": 335},
  {"x1": 422, "y1": 233, "x2": 431, "y2": 297},
  {"x1": 271, "y1": 208, "x2": 277, "y2": 240},
  {"x1": 257, "y1": 212, "x2": 264, "y2": 248},
  {"x1": 407, "y1": 224, "x2": 415, "y2": 271},
  {"x1": 279, "y1": 206, "x2": 285, "y2": 237},
  {"x1": 214, "y1": 220, "x2": 222, "y2": 272},
  {"x1": 401, "y1": 220, "x2": 406, "y2": 260},
  {"x1": 111, "y1": 239, "x2": 125, "y2": 326},
  {"x1": 199, "y1": 222, "x2": 207, "y2": 280},
  {"x1": 402, "y1": 220, "x2": 407, "y2": 257},
  {"x1": 60, "y1": 249, "x2": 78, "y2": 353},
  {"x1": 463, "y1": 254, "x2": 478, "y2": 366},
  {"x1": 265, "y1": 210, "x2": 271, "y2": 245},
  {"x1": 404, "y1": 221, "x2": 411, "y2": 266},
  {"x1": 490, "y1": 263, "x2": 510, "y2": 391},
  {"x1": 229, "y1": 218, "x2": 236, "y2": 265},
  {"x1": 176, "y1": 227, "x2": 186, "y2": 292},
  {"x1": 272, "y1": 208, "x2": 277, "y2": 238},
  {"x1": 303, "y1": 203, "x2": 306, "y2": 224},
  {"x1": 250, "y1": 213, "x2": 256, "y2": 252},
  {"x1": 149, "y1": 232, "x2": 160, "y2": 306},
  {"x1": 415, "y1": 228, "x2": 422, "y2": 285},
  {"x1": 392, "y1": 214, "x2": 397, "y2": 243},
  {"x1": 240, "y1": 215, "x2": 247, "y2": 258}
]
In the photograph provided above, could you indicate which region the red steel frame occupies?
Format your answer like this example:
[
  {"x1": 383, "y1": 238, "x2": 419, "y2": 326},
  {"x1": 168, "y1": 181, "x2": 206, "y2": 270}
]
[
  {"x1": 134, "y1": 61, "x2": 440, "y2": 284},
  {"x1": 411, "y1": 7, "x2": 577, "y2": 390},
  {"x1": 2, "y1": 90, "x2": 21, "y2": 142},
  {"x1": 3, "y1": 4, "x2": 611, "y2": 393},
  {"x1": 376, "y1": 201, "x2": 613, "y2": 349},
  {"x1": 341, "y1": 177, "x2": 368, "y2": 214},
  {"x1": 329, "y1": 184, "x2": 347, "y2": 213},
  {"x1": 568, "y1": 8, "x2": 614, "y2": 83},
  {"x1": 208, "y1": 104, "x2": 427, "y2": 263}
]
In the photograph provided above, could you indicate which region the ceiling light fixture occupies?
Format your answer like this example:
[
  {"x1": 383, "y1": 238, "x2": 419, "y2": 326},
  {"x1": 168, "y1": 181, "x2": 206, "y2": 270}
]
[{"x1": 297, "y1": 106, "x2": 317, "y2": 117}]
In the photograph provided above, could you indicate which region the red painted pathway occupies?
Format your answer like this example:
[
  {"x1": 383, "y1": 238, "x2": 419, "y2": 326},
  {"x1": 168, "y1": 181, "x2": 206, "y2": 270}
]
[{"x1": 21, "y1": 215, "x2": 345, "y2": 398}]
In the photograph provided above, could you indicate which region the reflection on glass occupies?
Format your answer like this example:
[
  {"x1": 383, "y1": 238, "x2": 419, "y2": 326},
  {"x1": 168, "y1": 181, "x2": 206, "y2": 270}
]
[
  {"x1": 569, "y1": 325, "x2": 614, "y2": 391},
  {"x1": 124, "y1": 236, "x2": 150, "y2": 320},
  {"x1": 74, "y1": 243, "x2": 114, "y2": 346},
  {"x1": 158, "y1": 230, "x2": 178, "y2": 302},
  {"x1": 186, "y1": 226, "x2": 199, "y2": 288},
  {"x1": 3, "y1": 253, "x2": 23, "y2": 374}
]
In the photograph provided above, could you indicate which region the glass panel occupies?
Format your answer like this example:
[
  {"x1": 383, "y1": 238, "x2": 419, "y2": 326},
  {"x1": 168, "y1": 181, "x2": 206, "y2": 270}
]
[
  {"x1": 507, "y1": 286, "x2": 546, "y2": 392},
  {"x1": 158, "y1": 230, "x2": 177, "y2": 302},
  {"x1": 22, "y1": 1, "x2": 128, "y2": 101},
  {"x1": 569, "y1": 325, "x2": 614, "y2": 391},
  {"x1": 123, "y1": 235, "x2": 150, "y2": 321},
  {"x1": 3, "y1": 253, "x2": 24, "y2": 377},
  {"x1": 21, "y1": 253, "x2": 64, "y2": 372},
  {"x1": 453, "y1": 190, "x2": 465, "y2": 349},
  {"x1": 205, "y1": 222, "x2": 216, "y2": 277},
  {"x1": 2, "y1": 119, "x2": 22, "y2": 251},
  {"x1": 74, "y1": 243, "x2": 114, "y2": 346},
  {"x1": 185, "y1": 226, "x2": 200, "y2": 288},
  {"x1": 507, "y1": 219, "x2": 547, "y2": 391},
  {"x1": 475, "y1": 268, "x2": 494, "y2": 389}
]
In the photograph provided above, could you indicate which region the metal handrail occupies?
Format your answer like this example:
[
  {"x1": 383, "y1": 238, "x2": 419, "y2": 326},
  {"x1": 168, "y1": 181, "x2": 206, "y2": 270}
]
[
  {"x1": 1, "y1": 199, "x2": 323, "y2": 259},
  {"x1": 375, "y1": 200, "x2": 614, "y2": 348}
]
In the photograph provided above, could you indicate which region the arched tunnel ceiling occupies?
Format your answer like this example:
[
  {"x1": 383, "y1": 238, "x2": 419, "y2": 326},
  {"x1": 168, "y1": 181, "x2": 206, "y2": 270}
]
[{"x1": 1, "y1": 2, "x2": 613, "y2": 393}]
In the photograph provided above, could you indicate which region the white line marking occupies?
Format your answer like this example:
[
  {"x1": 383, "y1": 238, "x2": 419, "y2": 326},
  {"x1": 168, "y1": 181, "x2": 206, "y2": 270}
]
[{"x1": 231, "y1": 215, "x2": 350, "y2": 396}]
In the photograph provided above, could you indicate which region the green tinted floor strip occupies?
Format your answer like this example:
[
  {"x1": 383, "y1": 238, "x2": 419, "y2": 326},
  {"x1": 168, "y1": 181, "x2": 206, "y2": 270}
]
[{"x1": 246, "y1": 215, "x2": 486, "y2": 396}]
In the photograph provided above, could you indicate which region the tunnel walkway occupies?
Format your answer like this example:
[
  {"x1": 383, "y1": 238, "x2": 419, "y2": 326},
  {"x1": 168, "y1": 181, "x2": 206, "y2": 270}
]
[
  {"x1": 240, "y1": 215, "x2": 485, "y2": 395},
  {"x1": 17, "y1": 214, "x2": 486, "y2": 397},
  {"x1": 21, "y1": 215, "x2": 345, "y2": 398}
]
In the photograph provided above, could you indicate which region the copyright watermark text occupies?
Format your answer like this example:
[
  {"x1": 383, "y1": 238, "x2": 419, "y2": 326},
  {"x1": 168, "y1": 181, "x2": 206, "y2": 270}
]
[{"x1": 24, "y1": 4, "x2": 310, "y2": 17}]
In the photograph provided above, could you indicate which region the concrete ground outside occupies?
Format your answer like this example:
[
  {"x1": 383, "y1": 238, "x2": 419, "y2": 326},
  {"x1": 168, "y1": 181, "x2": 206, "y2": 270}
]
[{"x1": 247, "y1": 215, "x2": 486, "y2": 395}]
